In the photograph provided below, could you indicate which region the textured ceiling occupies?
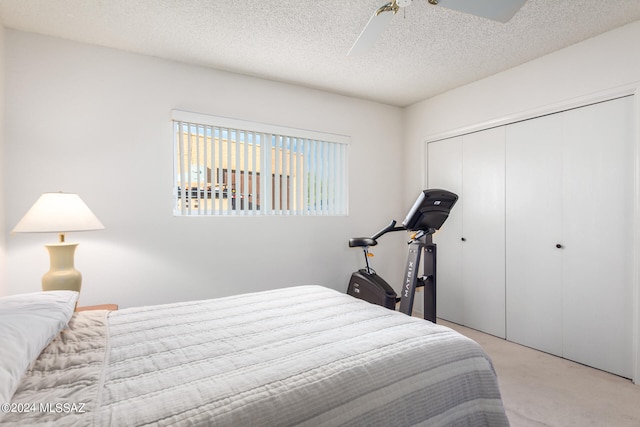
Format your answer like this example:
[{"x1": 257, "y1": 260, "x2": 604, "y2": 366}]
[{"x1": 0, "y1": 0, "x2": 639, "y2": 107}]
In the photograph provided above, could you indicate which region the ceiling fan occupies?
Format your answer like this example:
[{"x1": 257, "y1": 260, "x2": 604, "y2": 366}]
[{"x1": 347, "y1": 0, "x2": 528, "y2": 56}]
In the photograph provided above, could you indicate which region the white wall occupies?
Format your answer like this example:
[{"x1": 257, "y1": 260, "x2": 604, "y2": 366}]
[
  {"x1": 2, "y1": 30, "x2": 407, "y2": 307},
  {"x1": 0, "y1": 27, "x2": 5, "y2": 296},
  {"x1": 404, "y1": 20, "x2": 640, "y2": 382},
  {"x1": 404, "y1": 20, "x2": 640, "y2": 203}
]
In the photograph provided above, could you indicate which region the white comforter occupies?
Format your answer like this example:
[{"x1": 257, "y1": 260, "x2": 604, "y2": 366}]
[{"x1": 3, "y1": 285, "x2": 509, "y2": 426}]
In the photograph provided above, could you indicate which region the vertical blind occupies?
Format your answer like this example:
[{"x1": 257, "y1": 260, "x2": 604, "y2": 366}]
[{"x1": 173, "y1": 111, "x2": 349, "y2": 216}]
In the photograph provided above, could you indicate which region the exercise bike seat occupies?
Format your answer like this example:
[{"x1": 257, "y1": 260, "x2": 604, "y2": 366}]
[{"x1": 349, "y1": 237, "x2": 377, "y2": 247}]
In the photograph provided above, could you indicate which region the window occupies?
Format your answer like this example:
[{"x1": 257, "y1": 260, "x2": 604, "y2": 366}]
[{"x1": 173, "y1": 111, "x2": 349, "y2": 216}]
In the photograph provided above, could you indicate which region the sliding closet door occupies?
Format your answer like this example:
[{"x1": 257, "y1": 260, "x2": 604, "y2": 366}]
[
  {"x1": 427, "y1": 137, "x2": 463, "y2": 324},
  {"x1": 461, "y1": 127, "x2": 506, "y2": 338},
  {"x1": 428, "y1": 129, "x2": 506, "y2": 337},
  {"x1": 561, "y1": 96, "x2": 634, "y2": 378},
  {"x1": 507, "y1": 96, "x2": 634, "y2": 377},
  {"x1": 506, "y1": 114, "x2": 564, "y2": 356}
]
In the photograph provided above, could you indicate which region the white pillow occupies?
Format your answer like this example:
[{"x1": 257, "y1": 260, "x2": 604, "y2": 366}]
[{"x1": 0, "y1": 290, "x2": 78, "y2": 403}]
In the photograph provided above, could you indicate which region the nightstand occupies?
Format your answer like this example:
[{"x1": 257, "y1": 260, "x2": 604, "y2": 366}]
[{"x1": 76, "y1": 304, "x2": 118, "y2": 312}]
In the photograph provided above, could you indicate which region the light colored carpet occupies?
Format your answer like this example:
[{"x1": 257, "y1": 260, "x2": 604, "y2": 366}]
[{"x1": 440, "y1": 320, "x2": 640, "y2": 427}]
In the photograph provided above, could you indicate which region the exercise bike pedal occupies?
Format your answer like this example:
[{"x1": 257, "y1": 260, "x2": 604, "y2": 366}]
[{"x1": 416, "y1": 276, "x2": 433, "y2": 288}]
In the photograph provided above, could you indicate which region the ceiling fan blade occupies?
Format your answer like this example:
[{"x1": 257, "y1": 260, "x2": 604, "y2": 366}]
[
  {"x1": 347, "y1": 4, "x2": 396, "y2": 56},
  {"x1": 432, "y1": 0, "x2": 527, "y2": 23}
]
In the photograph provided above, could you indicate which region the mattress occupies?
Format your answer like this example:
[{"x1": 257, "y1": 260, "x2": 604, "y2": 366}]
[{"x1": 2, "y1": 285, "x2": 509, "y2": 426}]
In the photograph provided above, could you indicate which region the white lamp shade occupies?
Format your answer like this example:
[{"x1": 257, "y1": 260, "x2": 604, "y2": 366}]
[{"x1": 12, "y1": 192, "x2": 104, "y2": 234}]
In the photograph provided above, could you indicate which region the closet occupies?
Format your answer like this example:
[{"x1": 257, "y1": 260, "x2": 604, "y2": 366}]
[
  {"x1": 427, "y1": 128, "x2": 506, "y2": 339},
  {"x1": 427, "y1": 96, "x2": 634, "y2": 378}
]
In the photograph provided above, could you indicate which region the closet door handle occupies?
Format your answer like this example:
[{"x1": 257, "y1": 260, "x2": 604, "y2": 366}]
[{"x1": 556, "y1": 244, "x2": 563, "y2": 249}]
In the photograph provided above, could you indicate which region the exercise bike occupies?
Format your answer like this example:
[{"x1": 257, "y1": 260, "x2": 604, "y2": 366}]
[{"x1": 347, "y1": 189, "x2": 458, "y2": 322}]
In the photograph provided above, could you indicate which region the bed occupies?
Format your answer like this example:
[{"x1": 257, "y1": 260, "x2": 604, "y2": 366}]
[{"x1": 0, "y1": 285, "x2": 509, "y2": 426}]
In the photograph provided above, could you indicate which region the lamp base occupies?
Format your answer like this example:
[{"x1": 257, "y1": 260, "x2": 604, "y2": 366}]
[{"x1": 42, "y1": 243, "x2": 82, "y2": 292}]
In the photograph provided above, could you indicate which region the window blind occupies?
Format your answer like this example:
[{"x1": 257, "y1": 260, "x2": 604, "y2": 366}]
[{"x1": 173, "y1": 111, "x2": 348, "y2": 216}]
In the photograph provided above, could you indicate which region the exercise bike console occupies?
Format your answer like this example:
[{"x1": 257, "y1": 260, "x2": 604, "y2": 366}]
[
  {"x1": 347, "y1": 189, "x2": 458, "y2": 321},
  {"x1": 402, "y1": 189, "x2": 459, "y2": 232}
]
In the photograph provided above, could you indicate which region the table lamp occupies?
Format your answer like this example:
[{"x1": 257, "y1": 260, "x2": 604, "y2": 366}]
[{"x1": 12, "y1": 192, "x2": 105, "y2": 292}]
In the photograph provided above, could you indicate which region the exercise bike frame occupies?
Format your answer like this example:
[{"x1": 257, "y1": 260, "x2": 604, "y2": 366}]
[
  {"x1": 398, "y1": 230, "x2": 437, "y2": 322},
  {"x1": 347, "y1": 222, "x2": 438, "y2": 322},
  {"x1": 347, "y1": 189, "x2": 457, "y2": 323}
]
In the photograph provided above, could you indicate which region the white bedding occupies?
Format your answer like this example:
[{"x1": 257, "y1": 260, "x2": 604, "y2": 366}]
[
  {"x1": 0, "y1": 290, "x2": 78, "y2": 405},
  {"x1": 2, "y1": 285, "x2": 509, "y2": 426}
]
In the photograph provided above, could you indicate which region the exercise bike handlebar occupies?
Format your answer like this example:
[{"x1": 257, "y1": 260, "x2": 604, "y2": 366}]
[
  {"x1": 349, "y1": 220, "x2": 407, "y2": 249},
  {"x1": 371, "y1": 220, "x2": 406, "y2": 240}
]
